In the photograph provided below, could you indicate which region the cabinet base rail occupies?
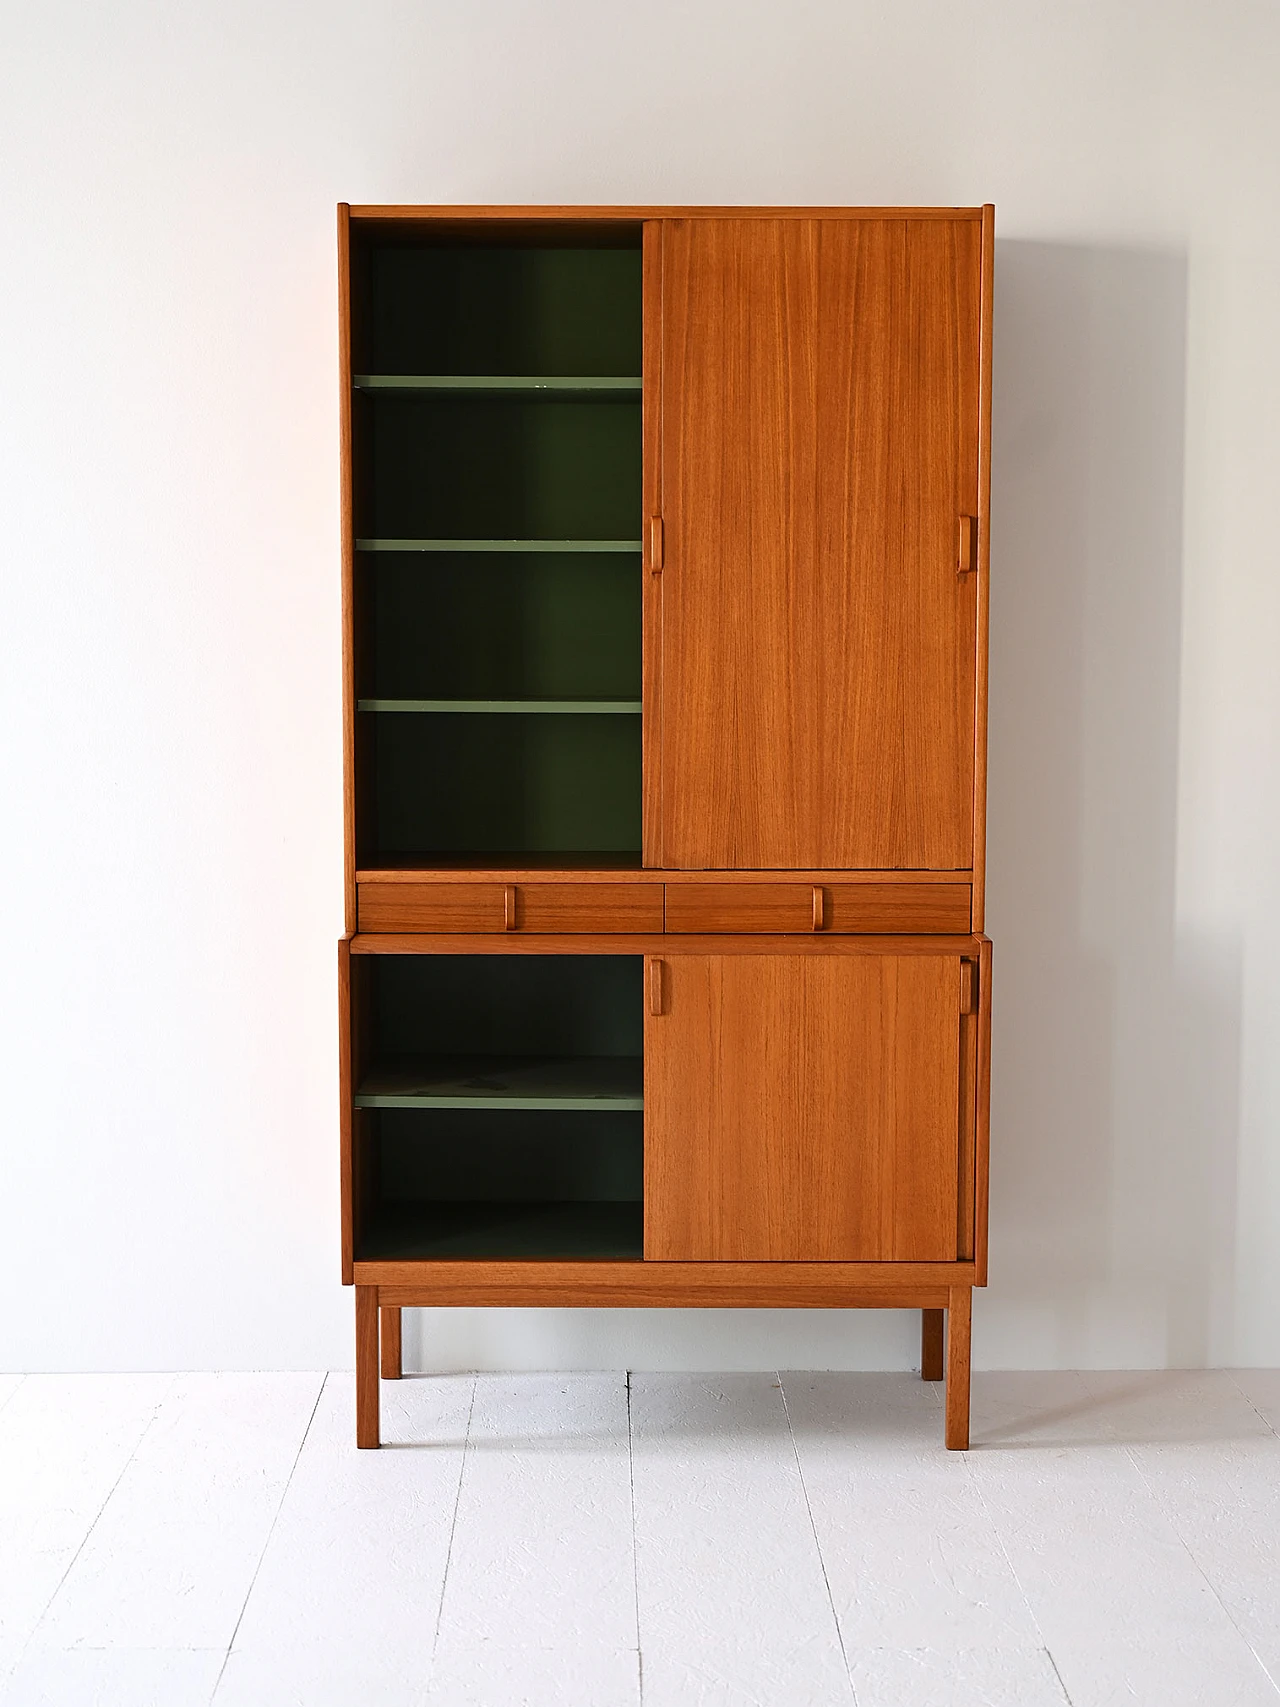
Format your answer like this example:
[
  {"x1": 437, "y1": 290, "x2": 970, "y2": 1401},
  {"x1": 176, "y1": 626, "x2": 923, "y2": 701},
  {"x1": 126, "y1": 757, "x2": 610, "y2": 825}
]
[{"x1": 353, "y1": 1283, "x2": 975, "y2": 1451}]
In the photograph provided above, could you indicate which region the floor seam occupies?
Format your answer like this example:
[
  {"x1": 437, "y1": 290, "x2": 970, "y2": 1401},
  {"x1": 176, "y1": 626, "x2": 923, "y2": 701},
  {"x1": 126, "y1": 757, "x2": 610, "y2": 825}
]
[
  {"x1": 0, "y1": 1374, "x2": 26, "y2": 1420},
  {"x1": 12, "y1": 1372, "x2": 177, "y2": 1676},
  {"x1": 1227, "y1": 1371, "x2": 1280, "y2": 1440},
  {"x1": 209, "y1": 1369, "x2": 329, "y2": 1702},
  {"x1": 430, "y1": 1372, "x2": 478, "y2": 1665},
  {"x1": 777, "y1": 1372, "x2": 860, "y2": 1707},
  {"x1": 627, "y1": 1370, "x2": 644, "y2": 1706},
  {"x1": 1120, "y1": 1437, "x2": 1280, "y2": 1700}
]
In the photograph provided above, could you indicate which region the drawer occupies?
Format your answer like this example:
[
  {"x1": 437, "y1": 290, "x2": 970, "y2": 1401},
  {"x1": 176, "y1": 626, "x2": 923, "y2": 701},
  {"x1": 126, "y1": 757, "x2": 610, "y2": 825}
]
[
  {"x1": 664, "y1": 882, "x2": 972, "y2": 934},
  {"x1": 357, "y1": 881, "x2": 663, "y2": 934}
]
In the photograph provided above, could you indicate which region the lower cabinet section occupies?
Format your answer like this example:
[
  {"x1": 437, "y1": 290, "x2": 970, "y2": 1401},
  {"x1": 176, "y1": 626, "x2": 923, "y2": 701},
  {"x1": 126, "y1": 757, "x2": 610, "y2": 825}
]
[{"x1": 343, "y1": 938, "x2": 984, "y2": 1271}]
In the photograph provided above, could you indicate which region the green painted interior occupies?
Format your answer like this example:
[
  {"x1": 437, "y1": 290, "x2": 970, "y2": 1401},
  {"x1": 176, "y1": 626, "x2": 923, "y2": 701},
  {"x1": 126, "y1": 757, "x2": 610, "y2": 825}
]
[
  {"x1": 360, "y1": 957, "x2": 643, "y2": 1260},
  {"x1": 367, "y1": 246, "x2": 642, "y2": 375},
  {"x1": 360, "y1": 701, "x2": 641, "y2": 715},
  {"x1": 355, "y1": 243, "x2": 643, "y2": 862},
  {"x1": 370, "y1": 550, "x2": 641, "y2": 700},
  {"x1": 354, "y1": 376, "x2": 641, "y2": 397},
  {"x1": 357, "y1": 1199, "x2": 643, "y2": 1261},
  {"x1": 366, "y1": 396, "x2": 640, "y2": 540},
  {"x1": 372, "y1": 709, "x2": 640, "y2": 854},
  {"x1": 356, "y1": 539, "x2": 642, "y2": 552},
  {"x1": 355, "y1": 1054, "x2": 643, "y2": 1110}
]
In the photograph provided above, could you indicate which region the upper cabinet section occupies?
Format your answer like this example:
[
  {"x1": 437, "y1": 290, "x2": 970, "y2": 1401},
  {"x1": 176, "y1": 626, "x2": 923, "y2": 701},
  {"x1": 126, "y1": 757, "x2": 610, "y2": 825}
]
[
  {"x1": 341, "y1": 207, "x2": 992, "y2": 902},
  {"x1": 657, "y1": 216, "x2": 985, "y2": 871}
]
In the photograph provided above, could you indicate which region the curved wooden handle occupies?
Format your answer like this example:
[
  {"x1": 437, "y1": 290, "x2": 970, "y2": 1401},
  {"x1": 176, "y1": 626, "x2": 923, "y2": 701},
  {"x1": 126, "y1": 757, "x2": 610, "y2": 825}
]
[
  {"x1": 503, "y1": 885, "x2": 517, "y2": 930},
  {"x1": 812, "y1": 885, "x2": 825, "y2": 931},
  {"x1": 648, "y1": 959, "x2": 664, "y2": 1016},
  {"x1": 647, "y1": 515, "x2": 664, "y2": 575}
]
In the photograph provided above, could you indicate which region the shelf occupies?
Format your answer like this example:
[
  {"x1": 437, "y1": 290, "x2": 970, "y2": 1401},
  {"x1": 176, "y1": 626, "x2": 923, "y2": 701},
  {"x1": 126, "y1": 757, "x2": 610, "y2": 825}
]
[
  {"x1": 354, "y1": 375, "x2": 641, "y2": 398},
  {"x1": 356, "y1": 1055, "x2": 643, "y2": 1110},
  {"x1": 358, "y1": 698, "x2": 641, "y2": 715},
  {"x1": 356, "y1": 539, "x2": 642, "y2": 554},
  {"x1": 358, "y1": 1201, "x2": 643, "y2": 1261}
]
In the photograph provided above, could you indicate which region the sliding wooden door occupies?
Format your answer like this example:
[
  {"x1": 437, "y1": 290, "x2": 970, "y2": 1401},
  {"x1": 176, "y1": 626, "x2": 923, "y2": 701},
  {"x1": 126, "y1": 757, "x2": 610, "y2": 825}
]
[
  {"x1": 657, "y1": 216, "x2": 982, "y2": 870},
  {"x1": 644, "y1": 950, "x2": 970, "y2": 1261}
]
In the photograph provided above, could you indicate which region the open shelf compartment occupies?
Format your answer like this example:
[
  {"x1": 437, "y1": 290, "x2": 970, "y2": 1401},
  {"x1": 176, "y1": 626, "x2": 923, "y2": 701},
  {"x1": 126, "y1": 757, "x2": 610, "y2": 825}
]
[
  {"x1": 352, "y1": 955, "x2": 644, "y2": 1263},
  {"x1": 349, "y1": 231, "x2": 644, "y2": 868}
]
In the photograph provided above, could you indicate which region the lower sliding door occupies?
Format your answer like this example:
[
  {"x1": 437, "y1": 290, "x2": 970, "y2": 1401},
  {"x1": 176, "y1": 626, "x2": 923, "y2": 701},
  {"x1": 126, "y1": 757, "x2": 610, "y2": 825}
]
[{"x1": 644, "y1": 949, "x2": 973, "y2": 1262}]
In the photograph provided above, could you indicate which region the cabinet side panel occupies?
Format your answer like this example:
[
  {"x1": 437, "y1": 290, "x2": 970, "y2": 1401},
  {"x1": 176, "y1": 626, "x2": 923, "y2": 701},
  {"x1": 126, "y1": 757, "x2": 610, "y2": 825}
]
[
  {"x1": 338, "y1": 206, "x2": 357, "y2": 929},
  {"x1": 645, "y1": 953, "x2": 961, "y2": 1260},
  {"x1": 972, "y1": 205, "x2": 995, "y2": 930},
  {"x1": 660, "y1": 217, "x2": 981, "y2": 870}
]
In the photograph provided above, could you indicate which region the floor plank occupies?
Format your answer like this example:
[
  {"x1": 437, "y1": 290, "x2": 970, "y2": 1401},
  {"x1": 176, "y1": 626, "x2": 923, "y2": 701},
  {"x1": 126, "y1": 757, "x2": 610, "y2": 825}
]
[
  {"x1": 631, "y1": 1373, "x2": 853, "y2": 1707},
  {"x1": 0, "y1": 1648, "x2": 223, "y2": 1707},
  {"x1": 847, "y1": 1645, "x2": 1071, "y2": 1707},
  {"x1": 1083, "y1": 1371, "x2": 1280, "y2": 1691},
  {"x1": 32, "y1": 1373, "x2": 322, "y2": 1654},
  {"x1": 968, "y1": 1373, "x2": 1280, "y2": 1707},
  {"x1": 782, "y1": 1373, "x2": 1042, "y2": 1655},
  {"x1": 428, "y1": 1373, "x2": 637, "y2": 1705},
  {"x1": 0, "y1": 1375, "x2": 171, "y2": 1681},
  {"x1": 215, "y1": 1372, "x2": 473, "y2": 1707}
]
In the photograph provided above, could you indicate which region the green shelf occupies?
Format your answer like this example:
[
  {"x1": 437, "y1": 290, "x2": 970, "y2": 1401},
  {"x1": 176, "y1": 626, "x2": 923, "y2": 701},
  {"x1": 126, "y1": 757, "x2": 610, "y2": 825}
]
[
  {"x1": 358, "y1": 698, "x2": 641, "y2": 715},
  {"x1": 356, "y1": 539, "x2": 642, "y2": 554},
  {"x1": 355, "y1": 1055, "x2": 643, "y2": 1111},
  {"x1": 357, "y1": 1200, "x2": 643, "y2": 1262},
  {"x1": 354, "y1": 375, "x2": 641, "y2": 398}
]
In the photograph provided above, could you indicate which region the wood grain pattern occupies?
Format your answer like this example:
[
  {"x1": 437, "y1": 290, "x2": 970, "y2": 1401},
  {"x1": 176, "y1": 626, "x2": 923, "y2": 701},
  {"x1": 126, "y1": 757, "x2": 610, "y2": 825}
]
[
  {"x1": 379, "y1": 1306, "x2": 402, "y2": 1380},
  {"x1": 338, "y1": 937, "x2": 353, "y2": 1284},
  {"x1": 664, "y1": 882, "x2": 971, "y2": 933},
  {"x1": 356, "y1": 881, "x2": 662, "y2": 933},
  {"x1": 355, "y1": 1286, "x2": 380, "y2": 1448},
  {"x1": 349, "y1": 931, "x2": 982, "y2": 957},
  {"x1": 945, "y1": 1285, "x2": 972, "y2": 1450},
  {"x1": 349, "y1": 204, "x2": 986, "y2": 224},
  {"x1": 338, "y1": 205, "x2": 357, "y2": 933},
  {"x1": 642, "y1": 220, "x2": 663, "y2": 867},
  {"x1": 973, "y1": 935, "x2": 993, "y2": 1285},
  {"x1": 645, "y1": 952, "x2": 963, "y2": 1261},
  {"x1": 659, "y1": 217, "x2": 981, "y2": 870},
  {"x1": 356, "y1": 866, "x2": 967, "y2": 884},
  {"x1": 921, "y1": 1308, "x2": 944, "y2": 1381},
  {"x1": 358, "y1": 1260, "x2": 970, "y2": 1307},
  {"x1": 972, "y1": 205, "x2": 995, "y2": 932}
]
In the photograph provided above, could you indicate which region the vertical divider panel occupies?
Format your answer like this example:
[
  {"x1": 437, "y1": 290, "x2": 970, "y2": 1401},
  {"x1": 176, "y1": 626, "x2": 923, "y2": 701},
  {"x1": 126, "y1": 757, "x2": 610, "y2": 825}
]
[{"x1": 641, "y1": 221, "x2": 664, "y2": 867}]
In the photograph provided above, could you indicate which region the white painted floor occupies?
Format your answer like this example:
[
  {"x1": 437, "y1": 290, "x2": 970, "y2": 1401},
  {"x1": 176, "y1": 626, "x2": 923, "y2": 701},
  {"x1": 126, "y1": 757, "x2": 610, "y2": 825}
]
[{"x1": 1, "y1": 1370, "x2": 1278, "y2": 1706}]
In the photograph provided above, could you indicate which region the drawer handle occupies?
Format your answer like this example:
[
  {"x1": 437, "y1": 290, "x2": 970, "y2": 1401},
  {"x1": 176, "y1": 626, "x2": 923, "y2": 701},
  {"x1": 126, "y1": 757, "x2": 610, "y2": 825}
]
[
  {"x1": 648, "y1": 959, "x2": 664, "y2": 1016},
  {"x1": 503, "y1": 885, "x2": 517, "y2": 931},
  {"x1": 812, "y1": 885, "x2": 825, "y2": 931}
]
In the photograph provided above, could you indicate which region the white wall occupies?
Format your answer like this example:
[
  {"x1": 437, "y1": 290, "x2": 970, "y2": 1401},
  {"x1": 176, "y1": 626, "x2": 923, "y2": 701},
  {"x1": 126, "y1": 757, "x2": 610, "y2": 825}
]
[{"x1": 2, "y1": 0, "x2": 1277, "y2": 1372}]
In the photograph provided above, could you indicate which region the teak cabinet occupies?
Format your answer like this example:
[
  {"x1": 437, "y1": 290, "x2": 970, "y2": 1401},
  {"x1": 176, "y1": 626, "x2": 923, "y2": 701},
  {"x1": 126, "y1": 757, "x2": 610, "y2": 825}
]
[{"x1": 338, "y1": 203, "x2": 994, "y2": 1451}]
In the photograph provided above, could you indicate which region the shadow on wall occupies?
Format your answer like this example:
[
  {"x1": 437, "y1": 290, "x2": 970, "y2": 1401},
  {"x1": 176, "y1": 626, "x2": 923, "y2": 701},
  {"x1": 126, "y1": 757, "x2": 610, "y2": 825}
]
[{"x1": 987, "y1": 240, "x2": 1242, "y2": 1367}]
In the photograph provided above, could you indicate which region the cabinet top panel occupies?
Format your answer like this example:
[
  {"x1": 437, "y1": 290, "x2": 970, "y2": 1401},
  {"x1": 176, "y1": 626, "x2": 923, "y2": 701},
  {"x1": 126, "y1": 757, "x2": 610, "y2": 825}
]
[{"x1": 345, "y1": 204, "x2": 989, "y2": 228}]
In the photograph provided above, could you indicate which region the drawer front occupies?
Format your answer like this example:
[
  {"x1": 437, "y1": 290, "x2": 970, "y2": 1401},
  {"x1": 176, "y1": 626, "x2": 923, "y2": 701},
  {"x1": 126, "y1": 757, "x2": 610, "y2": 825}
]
[
  {"x1": 664, "y1": 882, "x2": 972, "y2": 933},
  {"x1": 357, "y1": 883, "x2": 505, "y2": 932},
  {"x1": 357, "y1": 881, "x2": 663, "y2": 933}
]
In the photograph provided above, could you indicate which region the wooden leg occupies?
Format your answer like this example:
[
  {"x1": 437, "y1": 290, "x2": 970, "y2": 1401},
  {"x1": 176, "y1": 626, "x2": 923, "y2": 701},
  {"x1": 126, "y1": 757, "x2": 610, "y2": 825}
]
[
  {"x1": 380, "y1": 1306, "x2": 402, "y2": 1380},
  {"x1": 945, "y1": 1285, "x2": 972, "y2": 1451},
  {"x1": 355, "y1": 1286, "x2": 380, "y2": 1449},
  {"x1": 921, "y1": 1308, "x2": 944, "y2": 1381}
]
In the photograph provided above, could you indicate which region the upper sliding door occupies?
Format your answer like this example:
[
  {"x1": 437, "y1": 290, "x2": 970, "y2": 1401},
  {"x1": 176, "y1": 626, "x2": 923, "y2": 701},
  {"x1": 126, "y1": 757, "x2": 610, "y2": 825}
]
[{"x1": 657, "y1": 216, "x2": 982, "y2": 870}]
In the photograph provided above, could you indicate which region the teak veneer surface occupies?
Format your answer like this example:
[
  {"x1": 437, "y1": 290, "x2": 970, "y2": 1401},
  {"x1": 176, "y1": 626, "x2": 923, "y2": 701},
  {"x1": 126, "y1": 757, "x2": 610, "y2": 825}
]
[
  {"x1": 645, "y1": 952, "x2": 965, "y2": 1261},
  {"x1": 664, "y1": 882, "x2": 970, "y2": 933},
  {"x1": 659, "y1": 217, "x2": 981, "y2": 871},
  {"x1": 357, "y1": 880, "x2": 663, "y2": 933}
]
